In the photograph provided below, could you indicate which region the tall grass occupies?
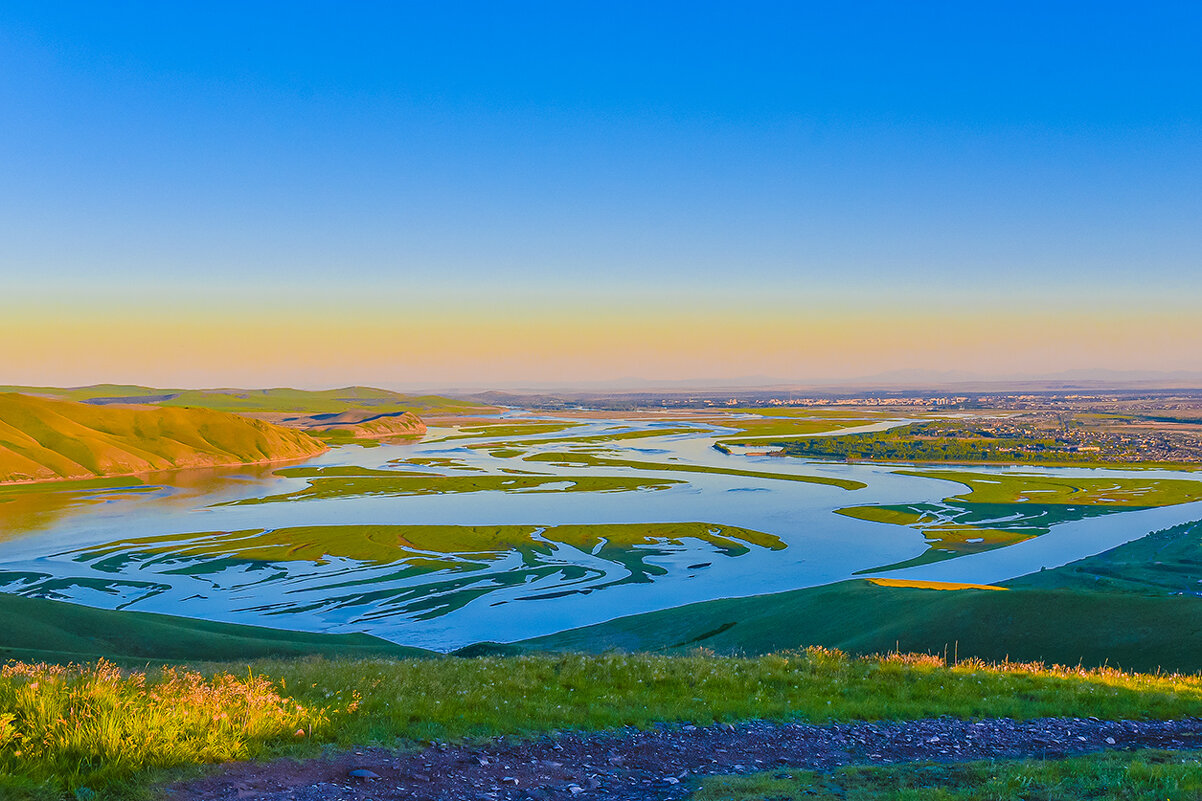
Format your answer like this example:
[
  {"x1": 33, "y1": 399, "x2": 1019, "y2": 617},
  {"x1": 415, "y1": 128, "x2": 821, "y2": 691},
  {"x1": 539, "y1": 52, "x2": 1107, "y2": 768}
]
[
  {"x1": 257, "y1": 649, "x2": 1202, "y2": 747},
  {"x1": 4, "y1": 648, "x2": 1202, "y2": 798},
  {"x1": 0, "y1": 660, "x2": 325, "y2": 798}
]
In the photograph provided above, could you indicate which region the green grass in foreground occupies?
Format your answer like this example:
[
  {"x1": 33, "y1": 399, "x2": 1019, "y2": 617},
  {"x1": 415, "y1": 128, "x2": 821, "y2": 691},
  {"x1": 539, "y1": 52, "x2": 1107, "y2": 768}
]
[
  {"x1": 7, "y1": 649, "x2": 1202, "y2": 798},
  {"x1": 0, "y1": 660, "x2": 321, "y2": 799},
  {"x1": 692, "y1": 750, "x2": 1202, "y2": 801},
  {"x1": 525, "y1": 451, "x2": 866, "y2": 490}
]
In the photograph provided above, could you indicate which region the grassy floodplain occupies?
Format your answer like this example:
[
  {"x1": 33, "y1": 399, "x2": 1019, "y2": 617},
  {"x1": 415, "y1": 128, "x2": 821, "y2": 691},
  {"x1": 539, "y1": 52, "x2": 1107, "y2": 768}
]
[
  {"x1": 833, "y1": 469, "x2": 1202, "y2": 571},
  {"x1": 8, "y1": 648, "x2": 1202, "y2": 798},
  {"x1": 425, "y1": 420, "x2": 585, "y2": 443},
  {"x1": 524, "y1": 451, "x2": 867, "y2": 490},
  {"x1": 777, "y1": 420, "x2": 1202, "y2": 470},
  {"x1": 223, "y1": 472, "x2": 681, "y2": 504},
  {"x1": 59, "y1": 522, "x2": 788, "y2": 620},
  {"x1": 76, "y1": 522, "x2": 784, "y2": 570},
  {"x1": 711, "y1": 416, "x2": 880, "y2": 446},
  {"x1": 469, "y1": 411, "x2": 889, "y2": 450},
  {"x1": 902, "y1": 469, "x2": 1202, "y2": 506},
  {"x1": 472, "y1": 426, "x2": 704, "y2": 448}
]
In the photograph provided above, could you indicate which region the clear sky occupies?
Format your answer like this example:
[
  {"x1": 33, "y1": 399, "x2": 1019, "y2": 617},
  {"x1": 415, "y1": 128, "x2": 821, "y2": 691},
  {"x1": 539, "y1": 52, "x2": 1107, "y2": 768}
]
[{"x1": 2, "y1": 2, "x2": 1200, "y2": 388}]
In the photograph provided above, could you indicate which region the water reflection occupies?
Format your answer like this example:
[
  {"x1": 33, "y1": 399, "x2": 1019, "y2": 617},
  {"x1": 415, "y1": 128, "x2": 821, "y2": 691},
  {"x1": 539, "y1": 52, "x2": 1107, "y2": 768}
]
[{"x1": 0, "y1": 415, "x2": 1200, "y2": 650}]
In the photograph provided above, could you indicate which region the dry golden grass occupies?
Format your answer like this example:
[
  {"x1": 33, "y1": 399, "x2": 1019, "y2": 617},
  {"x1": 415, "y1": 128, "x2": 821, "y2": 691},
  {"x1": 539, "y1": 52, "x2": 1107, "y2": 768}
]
[{"x1": 0, "y1": 393, "x2": 326, "y2": 484}]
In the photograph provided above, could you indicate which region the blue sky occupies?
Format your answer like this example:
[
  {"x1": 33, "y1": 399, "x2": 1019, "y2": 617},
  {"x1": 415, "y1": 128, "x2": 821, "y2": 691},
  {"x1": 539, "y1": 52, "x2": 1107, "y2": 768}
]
[{"x1": 2, "y1": 2, "x2": 1200, "y2": 385}]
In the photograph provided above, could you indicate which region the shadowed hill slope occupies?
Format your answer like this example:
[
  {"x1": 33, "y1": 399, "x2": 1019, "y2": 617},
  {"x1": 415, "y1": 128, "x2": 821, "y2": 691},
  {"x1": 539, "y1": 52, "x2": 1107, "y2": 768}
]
[
  {"x1": 0, "y1": 593, "x2": 429, "y2": 664},
  {"x1": 521, "y1": 580, "x2": 1202, "y2": 672},
  {"x1": 0, "y1": 393, "x2": 328, "y2": 484},
  {"x1": 519, "y1": 521, "x2": 1202, "y2": 673},
  {"x1": 307, "y1": 410, "x2": 427, "y2": 440}
]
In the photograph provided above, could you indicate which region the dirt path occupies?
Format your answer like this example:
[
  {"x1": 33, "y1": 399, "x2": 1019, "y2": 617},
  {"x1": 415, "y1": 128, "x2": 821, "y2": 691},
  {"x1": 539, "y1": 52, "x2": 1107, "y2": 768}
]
[{"x1": 170, "y1": 717, "x2": 1202, "y2": 801}]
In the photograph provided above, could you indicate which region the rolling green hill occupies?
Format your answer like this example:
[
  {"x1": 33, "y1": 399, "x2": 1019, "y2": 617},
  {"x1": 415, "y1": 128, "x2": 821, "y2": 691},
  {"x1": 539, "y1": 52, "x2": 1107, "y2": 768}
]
[
  {"x1": 520, "y1": 520, "x2": 1202, "y2": 673},
  {"x1": 0, "y1": 393, "x2": 328, "y2": 484},
  {"x1": 0, "y1": 384, "x2": 495, "y2": 416},
  {"x1": 519, "y1": 580, "x2": 1202, "y2": 672},
  {"x1": 0, "y1": 593, "x2": 429, "y2": 664}
]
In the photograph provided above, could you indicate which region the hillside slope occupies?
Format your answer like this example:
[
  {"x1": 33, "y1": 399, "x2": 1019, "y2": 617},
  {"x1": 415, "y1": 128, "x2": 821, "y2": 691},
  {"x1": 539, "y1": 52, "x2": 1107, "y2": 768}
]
[
  {"x1": 310, "y1": 410, "x2": 427, "y2": 440},
  {"x1": 521, "y1": 580, "x2": 1202, "y2": 672},
  {"x1": 0, "y1": 593, "x2": 429, "y2": 664},
  {"x1": 520, "y1": 522, "x2": 1202, "y2": 672},
  {"x1": 0, "y1": 393, "x2": 328, "y2": 484}
]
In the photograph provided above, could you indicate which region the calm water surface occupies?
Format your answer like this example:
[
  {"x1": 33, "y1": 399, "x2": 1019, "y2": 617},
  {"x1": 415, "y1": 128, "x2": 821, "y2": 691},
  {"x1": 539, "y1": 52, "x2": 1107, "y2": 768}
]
[{"x1": 1, "y1": 415, "x2": 1199, "y2": 650}]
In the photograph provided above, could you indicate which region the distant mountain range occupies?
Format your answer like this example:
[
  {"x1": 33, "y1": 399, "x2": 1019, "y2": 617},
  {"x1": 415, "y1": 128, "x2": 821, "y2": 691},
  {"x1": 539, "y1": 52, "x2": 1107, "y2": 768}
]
[
  {"x1": 0, "y1": 385, "x2": 495, "y2": 416},
  {"x1": 422, "y1": 369, "x2": 1202, "y2": 395}
]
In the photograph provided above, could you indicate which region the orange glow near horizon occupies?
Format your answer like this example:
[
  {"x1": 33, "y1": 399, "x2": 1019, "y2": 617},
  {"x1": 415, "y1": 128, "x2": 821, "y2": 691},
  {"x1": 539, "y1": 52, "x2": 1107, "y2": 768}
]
[{"x1": 3, "y1": 296, "x2": 1199, "y2": 388}]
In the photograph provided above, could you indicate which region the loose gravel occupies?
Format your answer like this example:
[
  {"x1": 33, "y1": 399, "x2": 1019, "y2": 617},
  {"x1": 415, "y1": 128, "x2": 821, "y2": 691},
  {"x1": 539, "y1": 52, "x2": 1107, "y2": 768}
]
[{"x1": 170, "y1": 717, "x2": 1202, "y2": 801}]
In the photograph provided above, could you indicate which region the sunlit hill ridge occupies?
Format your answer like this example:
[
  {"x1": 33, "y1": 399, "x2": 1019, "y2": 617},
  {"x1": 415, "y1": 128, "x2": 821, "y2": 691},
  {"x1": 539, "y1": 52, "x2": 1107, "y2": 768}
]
[{"x1": 0, "y1": 393, "x2": 329, "y2": 484}]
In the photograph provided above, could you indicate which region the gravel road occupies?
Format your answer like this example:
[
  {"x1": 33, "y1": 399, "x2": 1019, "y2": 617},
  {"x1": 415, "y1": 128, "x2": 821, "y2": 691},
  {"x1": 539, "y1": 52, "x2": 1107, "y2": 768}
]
[{"x1": 170, "y1": 717, "x2": 1202, "y2": 801}]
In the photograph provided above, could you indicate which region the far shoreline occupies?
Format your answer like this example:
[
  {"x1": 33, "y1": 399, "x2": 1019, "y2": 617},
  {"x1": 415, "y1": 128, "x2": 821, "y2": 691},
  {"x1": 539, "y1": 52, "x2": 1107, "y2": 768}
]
[{"x1": 0, "y1": 448, "x2": 331, "y2": 490}]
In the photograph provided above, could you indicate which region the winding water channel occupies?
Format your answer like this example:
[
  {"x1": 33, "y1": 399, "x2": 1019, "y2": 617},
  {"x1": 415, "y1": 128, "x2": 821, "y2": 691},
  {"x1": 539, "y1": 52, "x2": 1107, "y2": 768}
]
[{"x1": 1, "y1": 413, "x2": 1200, "y2": 650}]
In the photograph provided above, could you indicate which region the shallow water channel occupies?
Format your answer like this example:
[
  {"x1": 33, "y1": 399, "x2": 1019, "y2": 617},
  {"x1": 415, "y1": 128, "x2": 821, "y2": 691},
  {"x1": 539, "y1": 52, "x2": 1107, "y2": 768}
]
[{"x1": 1, "y1": 414, "x2": 1200, "y2": 650}]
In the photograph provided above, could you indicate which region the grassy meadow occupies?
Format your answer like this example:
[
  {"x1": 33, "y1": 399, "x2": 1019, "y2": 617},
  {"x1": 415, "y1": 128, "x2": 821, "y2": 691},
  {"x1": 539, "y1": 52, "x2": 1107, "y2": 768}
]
[
  {"x1": 5, "y1": 401, "x2": 1202, "y2": 798},
  {"x1": 7, "y1": 648, "x2": 1202, "y2": 798}
]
